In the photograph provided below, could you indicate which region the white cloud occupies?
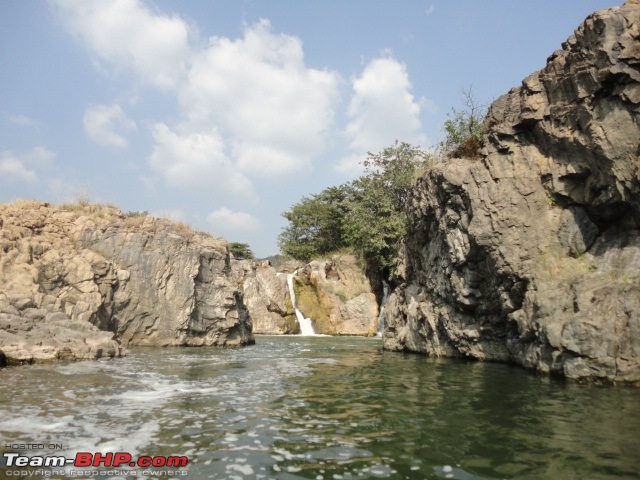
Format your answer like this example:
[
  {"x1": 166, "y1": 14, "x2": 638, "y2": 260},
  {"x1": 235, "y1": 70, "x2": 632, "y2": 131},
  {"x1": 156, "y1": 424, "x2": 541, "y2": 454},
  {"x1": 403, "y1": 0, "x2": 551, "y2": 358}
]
[
  {"x1": 6, "y1": 113, "x2": 39, "y2": 128},
  {"x1": 52, "y1": 0, "x2": 191, "y2": 89},
  {"x1": 148, "y1": 123, "x2": 255, "y2": 199},
  {"x1": 26, "y1": 146, "x2": 56, "y2": 166},
  {"x1": 336, "y1": 57, "x2": 427, "y2": 176},
  {"x1": 83, "y1": 104, "x2": 136, "y2": 148},
  {"x1": 54, "y1": 1, "x2": 341, "y2": 179},
  {"x1": 425, "y1": 5, "x2": 435, "y2": 15},
  {"x1": 207, "y1": 207, "x2": 260, "y2": 232},
  {"x1": 0, "y1": 156, "x2": 37, "y2": 183},
  {"x1": 151, "y1": 208, "x2": 185, "y2": 221},
  {"x1": 180, "y1": 19, "x2": 341, "y2": 176},
  {"x1": 0, "y1": 147, "x2": 56, "y2": 184}
]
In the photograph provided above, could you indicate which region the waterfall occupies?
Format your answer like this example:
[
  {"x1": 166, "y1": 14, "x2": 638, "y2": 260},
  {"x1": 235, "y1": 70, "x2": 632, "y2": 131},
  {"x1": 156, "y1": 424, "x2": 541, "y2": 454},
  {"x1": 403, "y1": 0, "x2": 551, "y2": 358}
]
[
  {"x1": 286, "y1": 271, "x2": 316, "y2": 336},
  {"x1": 377, "y1": 280, "x2": 390, "y2": 337}
]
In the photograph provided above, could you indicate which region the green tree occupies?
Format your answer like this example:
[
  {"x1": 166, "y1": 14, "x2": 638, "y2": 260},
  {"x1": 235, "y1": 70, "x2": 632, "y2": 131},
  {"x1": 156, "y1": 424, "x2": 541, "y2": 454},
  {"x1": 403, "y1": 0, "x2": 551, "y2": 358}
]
[
  {"x1": 440, "y1": 86, "x2": 487, "y2": 159},
  {"x1": 277, "y1": 186, "x2": 350, "y2": 262},
  {"x1": 278, "y1": 141, "x2": 431, "y2": 276},
  {"x1": 229, "y1": 242, "x2": 255, "y2": 260},
  {"x1": 343, "y1": 141, "x2": 430, "y2": 274}
]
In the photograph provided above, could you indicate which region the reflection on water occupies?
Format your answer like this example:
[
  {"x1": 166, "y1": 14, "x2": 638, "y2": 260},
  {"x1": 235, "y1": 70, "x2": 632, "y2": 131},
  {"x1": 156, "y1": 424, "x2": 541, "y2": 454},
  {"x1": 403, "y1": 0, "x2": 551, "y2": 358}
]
[{"x1": 1, "y1": 336, "x2": 639, "y2": 479}]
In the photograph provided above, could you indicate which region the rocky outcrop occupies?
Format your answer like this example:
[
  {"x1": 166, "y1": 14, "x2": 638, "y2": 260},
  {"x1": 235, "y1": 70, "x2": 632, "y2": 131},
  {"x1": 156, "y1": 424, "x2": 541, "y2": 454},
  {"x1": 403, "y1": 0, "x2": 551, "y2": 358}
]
[
  {"x1": 383, "y1": 3, "x2": 640, "y2": 383},
  {"x1": 76, "y1": 219, "x2": 252, "y2": 347},
  {"x1": 235, "y1": 260, "x2": 300, "y2": 334},
  {"x1": 294, "y1": 255, "x2": 378, "y2": 336},
  {"x1": 0, "y1": 290, "x2": 124, "y2": 365},
  {"x1": 0, "y1": 201, "x2": 253, "y2": 365},
  {"x1": 237, "y1": 255, "x2": 379, "y2": 336}
]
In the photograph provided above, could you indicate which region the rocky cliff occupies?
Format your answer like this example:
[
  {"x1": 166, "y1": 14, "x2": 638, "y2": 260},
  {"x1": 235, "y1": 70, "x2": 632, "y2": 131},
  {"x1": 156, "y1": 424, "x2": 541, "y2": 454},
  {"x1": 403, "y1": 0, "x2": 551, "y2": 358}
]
[
  {"x1": 234, "y1": 260, "x2": 300, "y2": 335},
  {"x1": 238, "y1": 255, "x2": 379, "y2": 336},
  {"x1": 295, "y1": 255, "x2": 378, "y2": 336},
  {"x1": 0, "y1": 201, "x2": 253, "y2": 365},
  {"x1": 383, "y1": 2, "x2": 640, "y2": 383}
]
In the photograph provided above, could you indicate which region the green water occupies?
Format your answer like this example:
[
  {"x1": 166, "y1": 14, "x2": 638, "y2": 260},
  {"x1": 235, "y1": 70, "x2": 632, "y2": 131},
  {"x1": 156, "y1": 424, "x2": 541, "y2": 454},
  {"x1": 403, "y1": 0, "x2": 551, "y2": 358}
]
[{"x1": 1, "y1": 335, "x2": 638, "y2": 479}]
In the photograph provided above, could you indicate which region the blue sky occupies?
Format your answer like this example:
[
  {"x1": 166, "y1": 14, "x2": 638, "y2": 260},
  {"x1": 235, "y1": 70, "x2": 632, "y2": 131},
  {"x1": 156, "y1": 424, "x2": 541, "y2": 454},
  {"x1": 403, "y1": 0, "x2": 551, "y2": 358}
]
[{"x1": 1, "y1": 0, "x2": 615, "y2": 257}]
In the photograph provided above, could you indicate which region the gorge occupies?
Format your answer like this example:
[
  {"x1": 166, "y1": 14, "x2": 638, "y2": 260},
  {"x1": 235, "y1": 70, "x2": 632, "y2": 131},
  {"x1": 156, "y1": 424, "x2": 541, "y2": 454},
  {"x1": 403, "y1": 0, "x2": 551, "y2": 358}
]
[
  {"x1": 3, "y1": 3, "x2": 640, "y2": 480},
  {"x1": 382, "y1": 0, "x2": 640, "y2": 383},
  {"x1": 1, "y1": 3, "x2": 639, "y2": 384}
]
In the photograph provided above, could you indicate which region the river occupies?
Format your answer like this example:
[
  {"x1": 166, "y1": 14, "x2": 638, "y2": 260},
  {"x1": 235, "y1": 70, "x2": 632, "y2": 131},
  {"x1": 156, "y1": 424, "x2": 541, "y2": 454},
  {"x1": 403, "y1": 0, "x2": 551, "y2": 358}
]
[{"x1": 1, "y1": 336, "x2": 638, "y2": 480}]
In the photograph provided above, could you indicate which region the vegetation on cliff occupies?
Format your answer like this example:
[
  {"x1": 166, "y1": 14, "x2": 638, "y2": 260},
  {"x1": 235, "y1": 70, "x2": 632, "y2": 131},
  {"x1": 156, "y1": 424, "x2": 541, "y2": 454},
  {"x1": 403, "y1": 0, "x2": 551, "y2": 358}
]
[
  {"x1": 278, "y1": 141, "x2": 431, "y2": 276},
  {"x1": 278, "y1": 91, "x2": 487, "y2": 277},
  {"x1": 439, "y1": 86, "x2": 487, "y2": 159}
]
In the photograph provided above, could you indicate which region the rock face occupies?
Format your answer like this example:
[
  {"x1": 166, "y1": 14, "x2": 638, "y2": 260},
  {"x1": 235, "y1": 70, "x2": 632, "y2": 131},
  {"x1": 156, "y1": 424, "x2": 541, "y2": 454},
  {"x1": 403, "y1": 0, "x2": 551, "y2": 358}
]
[
  {"x1": 295, "y1": 255, "x2": 378, "y2": 336},
  {"x1": 237, "y1": 255, "x2": 379, "y2": 336},
  {"x1": 235, "y1": 260, "x2": 300, "y2": 334},
  {"x1": 383, "y1": 3, "x2": 640, "y2": 383},
  {"x1": 0, "y1": 290, "x2": 124, "y2": 365},
  {"x1": 0, "y1": 201, "x2": 253, "y2": 365}
]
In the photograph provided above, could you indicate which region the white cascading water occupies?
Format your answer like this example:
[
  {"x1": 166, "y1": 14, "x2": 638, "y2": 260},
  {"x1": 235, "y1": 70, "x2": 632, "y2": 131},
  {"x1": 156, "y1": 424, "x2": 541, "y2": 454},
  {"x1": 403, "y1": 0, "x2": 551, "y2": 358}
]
[
  {"x1": 286, "y1": 271, "x2": 316, "y2": 336},
  {"x1": 377, "y1": 280, "x2": 390, "y2": 336}
]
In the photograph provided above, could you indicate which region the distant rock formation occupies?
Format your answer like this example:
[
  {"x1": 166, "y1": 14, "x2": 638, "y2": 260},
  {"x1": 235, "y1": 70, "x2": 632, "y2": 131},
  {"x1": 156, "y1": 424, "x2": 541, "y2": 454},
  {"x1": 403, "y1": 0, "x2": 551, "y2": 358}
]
[
  {"x1": 234, "y1": 260, "x2": 300, "y2": 335},
  {"x1": 383, "y1": 3, "x2": 640, "y2": 382},
  {"x1": 295, "y1": 255, "x2": 378, "y2": 336},
  {"x1": 0, "y1": 201, "x2": 253, "y2": 365},
  {"x1": 238, "y1": 255, "x2": 379, "y2": 336}
]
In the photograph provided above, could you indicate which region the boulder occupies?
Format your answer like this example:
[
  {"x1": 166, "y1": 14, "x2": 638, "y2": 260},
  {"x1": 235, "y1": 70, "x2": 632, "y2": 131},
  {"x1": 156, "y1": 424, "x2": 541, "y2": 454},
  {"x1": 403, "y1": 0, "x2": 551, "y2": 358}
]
[
  {"x1": 234, "y1": 260, "x2": 299, "y2": 335},
  {"x1": 0, "y1": 290, "x2": 124, "y2": 365}
]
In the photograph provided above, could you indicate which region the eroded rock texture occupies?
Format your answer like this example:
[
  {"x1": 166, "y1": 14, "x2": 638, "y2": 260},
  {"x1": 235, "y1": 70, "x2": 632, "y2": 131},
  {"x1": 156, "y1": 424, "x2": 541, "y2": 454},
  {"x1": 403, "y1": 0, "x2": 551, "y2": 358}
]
[
  {"x1": 295, "y1": 255, "x2": 378, "y2": 336},
  {"x1": 0, "y1": 201, "x2": 253, "y2": 365},
  {"x1": 383, "y1": 3, "x2": 640, "y2": 382},
  {"x1": 237, "y1": 255, "x2": 378, "y2": 336},
  {"x1": 235, "y1": 260, "x2": 300, "y2": 335}
]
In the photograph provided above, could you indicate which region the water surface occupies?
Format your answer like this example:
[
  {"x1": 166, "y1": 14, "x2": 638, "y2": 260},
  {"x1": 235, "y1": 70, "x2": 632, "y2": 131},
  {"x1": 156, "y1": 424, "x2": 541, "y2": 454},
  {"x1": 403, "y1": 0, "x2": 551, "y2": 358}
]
[{"x1": 1, "y1": 336, "x2": 638, "y2": 479}]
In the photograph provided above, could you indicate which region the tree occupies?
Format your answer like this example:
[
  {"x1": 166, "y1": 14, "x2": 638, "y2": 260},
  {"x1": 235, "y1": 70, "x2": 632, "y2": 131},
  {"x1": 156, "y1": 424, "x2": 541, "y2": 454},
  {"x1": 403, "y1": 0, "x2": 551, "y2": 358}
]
[
  {"x1": 343, "y1": 141, "x2": 431, "y2": 274},
  {"x1": 278, "y1": 141, "x2": 431, "y2": 277},
  {"x1": 277, "y1": 185, "x2": 350, "y2": 262},
  {"x1": 440, "y1": 86, "x2": 487, "y2": 159},
  {"x1": 229, "y1": 242, "x2": 255, "y2": 260}
]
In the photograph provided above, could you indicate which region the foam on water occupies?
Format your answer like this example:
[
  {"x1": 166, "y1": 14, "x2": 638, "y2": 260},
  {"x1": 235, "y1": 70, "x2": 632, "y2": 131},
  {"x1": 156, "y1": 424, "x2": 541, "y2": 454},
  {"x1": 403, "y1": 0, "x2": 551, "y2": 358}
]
[{"x1": 1, "y1": 336, "x2": 639, "y2": 480}]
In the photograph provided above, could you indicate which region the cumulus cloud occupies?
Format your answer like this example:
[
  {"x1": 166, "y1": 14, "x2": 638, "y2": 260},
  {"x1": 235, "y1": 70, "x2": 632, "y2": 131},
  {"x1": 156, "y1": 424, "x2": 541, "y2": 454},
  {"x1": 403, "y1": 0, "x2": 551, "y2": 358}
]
[
  {"x1": 207, "y1": 207, "x2": 260, "y2": 232},
  {"x1": 0, "y1": 156, "x2": 37, "y2": 183},
  {"x1": 83, "y1": 104, "x2": 136, "y2": 148},
  {"x1": 181, "y1": 19, "x2": 340, "y2": 176},
  {"x1": 52, "y1": 0, "x2": 191, "y2": 89},
  {"x1": 54, "y1": 2, "x2": 341, "y2": 183},
  {"x1": 148, "y1": 123, "x2": 255, "y2": 199},
  {"x1": 336, "y1": 57, "x2": 427, "y2": 176},
  {"x1": 0, "y1": 147, "x2": 55, "y2": 184}
]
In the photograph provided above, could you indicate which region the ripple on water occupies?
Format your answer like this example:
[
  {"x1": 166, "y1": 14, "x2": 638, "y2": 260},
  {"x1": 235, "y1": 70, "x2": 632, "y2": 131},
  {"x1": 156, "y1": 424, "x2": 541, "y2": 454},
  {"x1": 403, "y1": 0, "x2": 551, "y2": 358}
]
[{"x1": 1, "y1": 336, "x2": 640, "y2": 480}]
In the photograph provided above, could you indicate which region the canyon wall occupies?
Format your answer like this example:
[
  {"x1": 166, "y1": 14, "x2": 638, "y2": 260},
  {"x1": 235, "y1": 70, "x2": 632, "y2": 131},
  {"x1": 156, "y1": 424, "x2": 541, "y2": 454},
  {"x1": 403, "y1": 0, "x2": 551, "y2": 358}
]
[
  {"x1": 0, "y1": 202, "x2": 253, "y2": 365},
  {"x1": 383, "y1": 2, "x2": 640, "y2": 382}
]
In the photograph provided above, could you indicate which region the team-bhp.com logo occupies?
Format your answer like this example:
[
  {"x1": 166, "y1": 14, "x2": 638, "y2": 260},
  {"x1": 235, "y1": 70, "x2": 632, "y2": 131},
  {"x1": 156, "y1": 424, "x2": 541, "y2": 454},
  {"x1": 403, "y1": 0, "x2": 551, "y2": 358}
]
[{"x1": 3, "y1": 452, "x2": 189, "y2": 476}]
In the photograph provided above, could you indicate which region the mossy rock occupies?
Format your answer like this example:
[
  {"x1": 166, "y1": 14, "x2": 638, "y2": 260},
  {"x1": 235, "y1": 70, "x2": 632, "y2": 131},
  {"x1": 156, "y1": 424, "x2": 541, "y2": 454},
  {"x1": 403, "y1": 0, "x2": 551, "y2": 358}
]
[
  {"x1": 283, "y1": 314, "x2": 301, "y2": 334},
  {"x1": 294, "y1": 274, "x2": 335, "y2": 334}
]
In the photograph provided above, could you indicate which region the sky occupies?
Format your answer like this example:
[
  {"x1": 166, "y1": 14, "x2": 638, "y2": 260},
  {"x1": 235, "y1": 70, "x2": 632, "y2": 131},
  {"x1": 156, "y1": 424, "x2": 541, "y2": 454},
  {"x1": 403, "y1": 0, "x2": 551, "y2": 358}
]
[{"x1": 0, "y1": 0, "x2": 617, "y2": 258}]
